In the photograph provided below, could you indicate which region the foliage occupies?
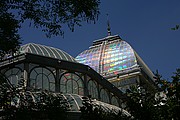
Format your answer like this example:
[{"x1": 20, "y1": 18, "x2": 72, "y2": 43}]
[
  {"x1": 155, "y1": 69, "x2": 180, "y2": 119},
  {"x1": 126, "y1": 69, "x2": 180, "y2": 120},
  {"x1": 0, "y1": 73, "x2": 70, "y2": 120},
  {"x1": 80, "y1": 96, "x2": 131, "y2": 120},
  {"x1": 0, "y1": 9, "x2": 21, "y2": 58},
  {"x1": 171, "y1": 25, "x2": 179, "y2": 30},
  {"x1": 126, "y1": 83, "x2": 156, "y2": 120},
  {"x1": 0, "y1": 0, "x2": 100, "y2": 59},
  {"x1": 2, "y1": 0, "x2": 100, "y2": 37}
]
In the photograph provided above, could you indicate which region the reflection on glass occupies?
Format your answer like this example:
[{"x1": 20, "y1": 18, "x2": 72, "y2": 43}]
[
  {"x1": 30, "y1": 67, "x2": 55, "y2": 91},
  {"x1": 111, "y1": 96, "x2": 119, "y2": 107},
  {"x1": 5, "y1": 67, "x2": 23, "y2": 87},
  {"x1": 60, "y1": 73, "x2": 84, "y2": 95},
  {"x1": 88, "y1": 80, "x2": 98, "y2": 99},
  {"x1": 100, "y1": 89, "x2": 109, "y2": 103},
  {"x1": 76, "y1": 40, "x2": 137, "y2": 76}
]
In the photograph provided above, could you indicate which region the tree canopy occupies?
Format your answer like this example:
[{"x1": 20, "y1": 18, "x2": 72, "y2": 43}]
[
  {"x1": 0, "y1": 0, "x2": 100, "y2": 57},
  {"x1": 126, "y1": 69, "x2": 180, "y2": 120}
]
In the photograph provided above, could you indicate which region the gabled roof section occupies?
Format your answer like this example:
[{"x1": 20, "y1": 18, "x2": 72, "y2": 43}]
[{"x1": 19, "y1": 43, "x2": 76, "y2": 62}]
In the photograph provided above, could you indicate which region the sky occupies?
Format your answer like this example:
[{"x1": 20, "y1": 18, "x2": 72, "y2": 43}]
[{"x1": 19, "y1": 0, "x2": 180, "y2": 80}]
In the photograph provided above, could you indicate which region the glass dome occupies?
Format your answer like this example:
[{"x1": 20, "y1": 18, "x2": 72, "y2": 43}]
[
  {"x1": 19, "y1": 43, "x2": 76, "y2": 62},
  {"x1": 75, "y1": 35, "x2": 138, "y2": 76}
]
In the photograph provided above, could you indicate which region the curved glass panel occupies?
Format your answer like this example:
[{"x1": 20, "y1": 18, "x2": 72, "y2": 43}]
[
  {"x1": 100, "y1": 89, "x2": 109, "y2": 103},
  {"x1": 76, "y1": 40, "x2": 137, "y2": 76},
  {"x1": 75, "y1": 47, "x2": 101, "y2": 72},
  {"x1": 20, "y1": 43, "x2": 76, "y2": 62},
  {"x1": 4, "y1": 67, "x2": 23, "y2": 87},
  {"x1": 64, "y1": 94, "x2": 79, "y2": 111},
  {"x1": 102, "y1": 41, "x2": 137, "y2": 75},
  {"x1": 11, "y1": 92, "x2": 130, "y2": 115},
  {"x1": 30, "y1": 67, "x2": 55, "y2": 91},
  {"x1": 72, "y1": 94, "x2": 83, "y2": 108},
  {"x1": 111, "y1": 96, "x2": 119, "y2": 107},
  {"x1": 60, "y1": 73, "x2": 84, "y2": 95},
  {"x1": 87, "y1": 80, "x2": 98, "y2": 99}
]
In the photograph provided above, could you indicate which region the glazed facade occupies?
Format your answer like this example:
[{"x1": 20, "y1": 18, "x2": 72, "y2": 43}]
[
  {"x1": 0, "y1": 43, "x2": 126, "y2": 108},
  {"x1": 76, "y1": 35, "x2": 156, "y2": 93},
  {"x1": 76, "y1": 36, "x2": 137, "y2": 76}
]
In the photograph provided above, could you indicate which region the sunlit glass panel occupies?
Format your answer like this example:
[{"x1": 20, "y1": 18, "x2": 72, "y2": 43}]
[{"x1": 76, "y1": 40, "x2": 137, "y2": 76}]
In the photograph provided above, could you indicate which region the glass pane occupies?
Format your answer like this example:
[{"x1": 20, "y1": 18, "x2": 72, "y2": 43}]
[
  {"x1": 36, "y1": 74, "x2": 43, "y2": 89},
  {"x1": 9, "y1": 75, "x2": 18, "y2": 86},
  {"x1": 60, "y1": 84, "x2": 66, "y2": 93},
  {"x1": 30, "y1": 79, "x2": 35, "y2": 89},
  {"x1": 50, "y1": 83, "x2": 55, "y2": 91},
  {"x1": 65, "y1": 95, "x2": 79, "y2": 111},
  {"x1": 76, "y1": 40, "x2": 138, "y2": 76},
  {"x1": 66, "y1": 80, "x2": 72, "y2": 93},
  {"x1": 72, "y1": 95, "x2": 83, "y2": 108},
  {"x1": 111, "y1": 96, "x2": 119, "y2": 107},
  {"x1": 100, "y1": 89, "x2": 109, "y2": 103},
  {"x1": 72, "y1": 80, "x2": 78, "y2": 94},
  {"x1": 38, "y1": 45, "x2": 49, "y2": 57},
  {"x1": 5, "y1": 68, "x2": 23, "y2": 87},
  {"x1": 42, "y1": 75, "x2": 49, "y2": 90},
  {"x1": 60, "y1": 73, "x2": 84, "y2": 95},
  {"x1": 88, "y1": 80, "x2": 98, "y2": 99},
  {"x1": 30, "y1": 67, "x2": 55, "y2": 91}
]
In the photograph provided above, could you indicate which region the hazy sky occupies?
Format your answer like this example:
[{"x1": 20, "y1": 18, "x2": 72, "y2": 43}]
[{"x1": 19, "y1": 0, "x2": 180, "y2": 80}]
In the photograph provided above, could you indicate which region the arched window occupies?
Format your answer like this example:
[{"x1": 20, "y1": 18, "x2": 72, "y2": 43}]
[
  {"x1": 60, "y1": 72, "x2": 84, "y2": 95},
  {"x1": 111, "y1": 96, "x2": 119, "y2": 107},
  {"x1": 100, "y1": 89, "x2": 110, "y2": 103},
  {"x1": 87, "y1": 80, "x2": 98, "y2": 99},
  {"x1": 4, "y1": 67, "x2": 23, "y2": 87},
  {"x1": 30, "y1": 67, "x2": 55, "y2": 91}
]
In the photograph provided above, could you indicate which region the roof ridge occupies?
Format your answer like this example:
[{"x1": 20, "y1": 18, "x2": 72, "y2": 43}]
[{"x1": 20, "y1": 43, "x2": 76, "y2": 62}]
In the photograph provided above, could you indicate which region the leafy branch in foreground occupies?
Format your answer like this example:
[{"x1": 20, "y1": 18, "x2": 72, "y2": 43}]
[
  {"x1": 80, "y1": 96, "x2": 131, "y2": 120},
  {"x1": 3, "y1": 0, "x2": 100, "y2": 37},
  {"x1": 171, "y1": 25, "x2": 179, "y2": 30},
  {"x1": 0, "y1": 0, "x2": 100, "y2": 58},
  {"x1": 0, "y1": 12, "x2": 21, "y2": 58},
  {"x1": 126, "y1": 68, "x2": 180, "y2": 120},
  {"x1": 0, "y1": 73, "x2": 70, "y2": 120}
]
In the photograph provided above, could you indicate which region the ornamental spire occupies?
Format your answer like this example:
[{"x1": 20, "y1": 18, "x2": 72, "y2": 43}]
[{"x1": 107, "y1": 14, "x2": 111, "y2": 36}]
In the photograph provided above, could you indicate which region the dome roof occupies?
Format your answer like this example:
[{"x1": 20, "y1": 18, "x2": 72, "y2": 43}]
[
  {"x1": 75, "y1": 35, "x2": 153, "y2": 78},
  {"x1": 19, "y1": 43, "x2": 76, "y2": 62}
]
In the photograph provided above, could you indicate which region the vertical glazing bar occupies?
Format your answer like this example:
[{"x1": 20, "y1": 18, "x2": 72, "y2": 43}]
[
  {"x1": 83, "y1": 74, "x2": 88, "y2": 96},
  {"x1": 55, "y1": 68, "x2": 60, "y2": 92}
]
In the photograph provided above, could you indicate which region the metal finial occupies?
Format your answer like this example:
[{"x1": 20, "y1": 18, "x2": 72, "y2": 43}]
[{"x1": 106, "y1": 14, "x2": 111, "y2": 36}]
